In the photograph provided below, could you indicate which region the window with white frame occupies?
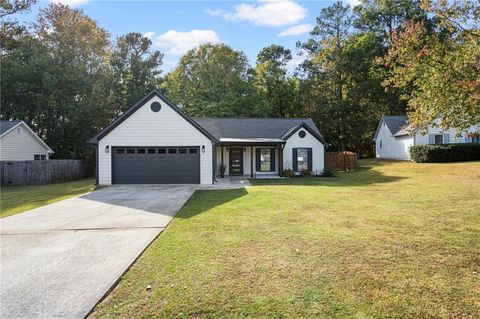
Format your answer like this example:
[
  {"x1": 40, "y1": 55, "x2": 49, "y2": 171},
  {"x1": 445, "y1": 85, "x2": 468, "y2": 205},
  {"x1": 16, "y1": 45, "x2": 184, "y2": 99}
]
[
  {"x1": 34, "y1": 154, "x2": 46, "y2": 160},
  {"x1": 434, "y1": 134, "x2": 443, "y2": 144}
]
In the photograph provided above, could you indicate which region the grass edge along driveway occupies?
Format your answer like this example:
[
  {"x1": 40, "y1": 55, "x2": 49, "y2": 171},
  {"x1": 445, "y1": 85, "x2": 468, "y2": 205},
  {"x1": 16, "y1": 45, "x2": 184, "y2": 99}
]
[
  {"x1": 91, "y1": 160, "x2": 480, "y2": 319},
  {"x1": 1, "y1": 178, "x2": 95, "y2": 218}
]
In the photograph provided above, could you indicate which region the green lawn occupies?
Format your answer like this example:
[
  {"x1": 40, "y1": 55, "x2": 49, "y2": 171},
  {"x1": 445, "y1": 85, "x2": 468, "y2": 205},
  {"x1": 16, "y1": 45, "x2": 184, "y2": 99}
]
[
  {"x1": 91, "y1": 160, "x2": 480, "y2": 319},
  {"x1": 0, "y1": 178, "x2": 95, "y2": 218}
]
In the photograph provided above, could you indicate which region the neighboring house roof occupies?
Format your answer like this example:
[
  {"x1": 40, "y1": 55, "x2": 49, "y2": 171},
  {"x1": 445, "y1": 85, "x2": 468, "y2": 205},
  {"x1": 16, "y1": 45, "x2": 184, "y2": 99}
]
[
  {"x1": 0, "y1": 120, "x2": 22, "y2": 135},
  {"x1": 193, "y1": 117, "x2": 326, "y2": 144},
  {"x1": 88, "y1": 90, "x2": 217, "y2": 144},
  {"x1": 0, "y1": 120, "x2": 54, "y2": 153},
  {"x1": 374, "y1": 115, "x2": 409, "y2": 139}
]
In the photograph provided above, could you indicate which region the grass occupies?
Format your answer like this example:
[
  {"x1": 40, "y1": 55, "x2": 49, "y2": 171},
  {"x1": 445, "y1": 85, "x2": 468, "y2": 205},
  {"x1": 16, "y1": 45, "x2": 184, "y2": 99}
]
[
  {"x1": 91, "y1": 160, "x2": 480, "y2": 319},
  {"x1": 0, "y1": 178, "x2": 95, "y2": 218}
]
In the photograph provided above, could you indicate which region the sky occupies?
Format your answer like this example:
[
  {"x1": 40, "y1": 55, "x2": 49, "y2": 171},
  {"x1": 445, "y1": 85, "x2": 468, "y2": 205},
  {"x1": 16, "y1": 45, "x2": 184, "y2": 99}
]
[{"x1": 15, "y1": 0, "x2": 360, "y2": 72}]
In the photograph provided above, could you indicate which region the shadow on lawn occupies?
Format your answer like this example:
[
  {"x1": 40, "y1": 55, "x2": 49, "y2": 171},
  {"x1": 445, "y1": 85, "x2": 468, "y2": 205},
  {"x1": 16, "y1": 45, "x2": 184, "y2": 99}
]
[
  {"x1": 250, "y1": 160, "x2": 407, "y2": 187},
  {"x1": 176, "y1": 188, "x2": 248, "y2": 219}
]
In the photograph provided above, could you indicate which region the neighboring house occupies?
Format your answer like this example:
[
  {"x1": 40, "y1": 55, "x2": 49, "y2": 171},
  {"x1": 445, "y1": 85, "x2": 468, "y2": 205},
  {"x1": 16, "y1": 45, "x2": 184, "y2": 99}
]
[
  {"x1": 89, "y1": 90, "x2": 326, "y2": 185},
  {"x1": 374, "y1": 115, "x2": 479, "y2": 160},
  {"x1": 0, "y1": 120, "x2": 54, "y2": 161}
]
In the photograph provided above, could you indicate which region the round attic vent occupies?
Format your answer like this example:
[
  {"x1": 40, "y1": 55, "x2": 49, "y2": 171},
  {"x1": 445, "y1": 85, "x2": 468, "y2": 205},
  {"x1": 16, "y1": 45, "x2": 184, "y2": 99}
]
[
  {"x1": 298, "y1": 130, "x2": 306, "y2": 138},
  {"x1": 150, "y1": 102, "x2": 161, "y2": 112}
]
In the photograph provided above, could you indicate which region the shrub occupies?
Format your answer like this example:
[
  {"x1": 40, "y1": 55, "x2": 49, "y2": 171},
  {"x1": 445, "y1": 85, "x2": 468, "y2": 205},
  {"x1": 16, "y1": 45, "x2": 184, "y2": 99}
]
[
  {"x1": 280, "y1": 169, "x2": 294, "y2": 178},
  {"x1": 300, "y1": 169, "x2": 312, "y2": 177},
  {"x1": 410, "y1": 143, "x2": 480, "y2": 163},
  {"x1": 219, "y1": 164, "x2": 226, "y2": 178},
  {"x1": 321, "y1": 168, "x2": 337, "y2": 177}
]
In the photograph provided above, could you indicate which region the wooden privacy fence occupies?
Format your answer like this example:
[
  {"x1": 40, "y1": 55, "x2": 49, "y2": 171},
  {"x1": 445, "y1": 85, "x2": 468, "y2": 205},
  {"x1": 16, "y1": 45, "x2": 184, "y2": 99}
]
[
  {"x1": 325, "y1": 151, "x2": 357, "y2": 171},
  {"x1": 0, "y1": 160, "x2": 87, "y2": 185}
]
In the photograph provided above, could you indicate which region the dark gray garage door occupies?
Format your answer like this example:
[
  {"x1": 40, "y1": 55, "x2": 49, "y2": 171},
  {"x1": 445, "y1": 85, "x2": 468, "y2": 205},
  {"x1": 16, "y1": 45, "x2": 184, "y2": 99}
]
[{"x1": 112, "y1": 147, "x2": 200, "y2": 184}]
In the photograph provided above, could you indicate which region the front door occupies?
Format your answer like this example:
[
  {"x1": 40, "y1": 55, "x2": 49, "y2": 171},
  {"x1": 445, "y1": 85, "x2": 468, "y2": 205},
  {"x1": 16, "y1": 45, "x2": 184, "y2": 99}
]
[{"x1": 229, "y1": 148, "x2": 243, "y2": 175}]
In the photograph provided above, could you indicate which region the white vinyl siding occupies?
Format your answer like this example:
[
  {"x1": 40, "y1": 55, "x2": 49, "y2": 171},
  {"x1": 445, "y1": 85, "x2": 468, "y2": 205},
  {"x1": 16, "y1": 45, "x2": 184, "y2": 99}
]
[
  {"x1": 98, "y1": 95, "x2": 213, "y2": 185},
  {"x1": 375, "y1": 120, "x2": 413, "y2": 160},
  {"x1": 0, "y1": 124, "x2": 51, "y2": 161},
  {"x1": 284, "y1": 129, "x2": 324, "y2": 174}
]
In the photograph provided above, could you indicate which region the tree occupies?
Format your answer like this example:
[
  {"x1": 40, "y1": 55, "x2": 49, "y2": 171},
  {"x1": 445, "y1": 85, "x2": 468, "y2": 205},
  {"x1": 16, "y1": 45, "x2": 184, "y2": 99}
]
[
  {"x1": 110, "y1": 32, "x2": 164, "y2": 113},
  {"x1": 0, "y1": 0, "x2": 38, "y2": 53},
  {"x1": 298, "y1": 1, "x2": 354, "y2": 151},
  {"x1": 1, "y1": 3, "x2": 113, "y2": 159},
  {"x1": 354, "y1": 0, "x2": 427, "y2": 42},
  {"x1": 163, "y1": 43, "x2": 256, "y2": 117},
  {"x1": 253, "y1": 44, "x2": 298, "y2": 117},
  {"x1": 381, "y1": 0, "x2": 480, "y2": 132}
]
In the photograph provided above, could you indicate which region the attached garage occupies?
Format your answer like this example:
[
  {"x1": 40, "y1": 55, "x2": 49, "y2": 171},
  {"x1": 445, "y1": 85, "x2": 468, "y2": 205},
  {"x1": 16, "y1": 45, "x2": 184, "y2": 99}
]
[{"x1": 112, "y1": 147, "x2": 200, "y2": 184}]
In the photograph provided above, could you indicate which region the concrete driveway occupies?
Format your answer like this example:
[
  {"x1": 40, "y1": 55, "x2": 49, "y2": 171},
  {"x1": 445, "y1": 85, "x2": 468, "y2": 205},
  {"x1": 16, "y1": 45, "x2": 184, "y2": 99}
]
[{"x1": 0, "y1": 185, "x2": 196, "y2": 319}]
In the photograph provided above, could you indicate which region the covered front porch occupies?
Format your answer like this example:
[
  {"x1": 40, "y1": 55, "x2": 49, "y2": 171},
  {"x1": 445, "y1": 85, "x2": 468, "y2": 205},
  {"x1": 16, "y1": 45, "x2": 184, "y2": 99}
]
[{"x1": 215, "y1": 140, "x2": 285, "y2": 179}]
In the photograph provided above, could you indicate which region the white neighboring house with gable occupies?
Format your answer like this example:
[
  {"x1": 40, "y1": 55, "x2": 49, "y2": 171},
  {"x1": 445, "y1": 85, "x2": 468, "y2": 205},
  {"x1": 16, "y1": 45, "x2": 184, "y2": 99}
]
[
  {"x1": 0, "y1": 120, "x2": 54, "y2": 161},
  {"x1": 374, "y1": 116, "x2": 480, "y2": 160}
]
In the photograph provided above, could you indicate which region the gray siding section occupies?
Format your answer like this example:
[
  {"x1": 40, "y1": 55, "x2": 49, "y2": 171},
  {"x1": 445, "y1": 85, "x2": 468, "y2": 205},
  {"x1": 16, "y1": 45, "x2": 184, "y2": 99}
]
[
  {"x1": 112, "y1": 147, "x2": 200, "y2": 184},
  {"x1": 0, "y1": 160, "x2": 87, "y2": 185}
]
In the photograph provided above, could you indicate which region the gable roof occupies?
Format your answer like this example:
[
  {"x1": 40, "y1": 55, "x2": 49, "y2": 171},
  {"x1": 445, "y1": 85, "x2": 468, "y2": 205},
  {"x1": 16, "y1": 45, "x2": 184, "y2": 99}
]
[
  {"x1": 374, "y1": 115, "x2": 409, "y2": 139},
  {"x1": 0, "y1": 120, "x2": 54, "y2": 153},
  {"x1": 88, "y1": 90, "x2": 217, "y2": 144},
  {"x1": 193, "y1": 117, "x2": 325, "y2": 144},
  {"x1": 0, "y1": 120, "x2": 22, "y2": 135}
]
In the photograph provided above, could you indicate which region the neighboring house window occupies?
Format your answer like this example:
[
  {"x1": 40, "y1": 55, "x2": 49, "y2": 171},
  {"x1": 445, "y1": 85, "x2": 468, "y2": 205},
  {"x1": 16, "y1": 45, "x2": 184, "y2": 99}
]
[
  {"x1": 298, "y1": 130, "x2": 306, "y2": 138},
  {"x1": 297, "y1": 148, "x2": 309, "y2": 171},
  {"x1": 16, "y1": 127, "x2": 21, "y2": 135},
  {"x1": 434, "y1": 134, "x2": 443, "y2": 144},
  {"x1": 379, "y1": 140, "x2": 382, "y2": 148},
  {"x1": 34, "y1": 154, "x2": 46, "y2": 160},
  {"x1": 259, "y1": 149, "x2": 271, "y2": 172},
  {"x1": 472, "y1": 136, "x2": 480, "y2": 143}
]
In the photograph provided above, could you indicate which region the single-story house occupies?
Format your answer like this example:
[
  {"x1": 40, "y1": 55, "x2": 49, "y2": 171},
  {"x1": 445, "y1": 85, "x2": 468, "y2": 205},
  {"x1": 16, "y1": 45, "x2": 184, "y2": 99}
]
[
  {"x1": 0, "y1": 120, "x2": 54, "y2": 161},
  {"x1": 374, "y1": 115, "x2": 480, "y2": 160},
  {"x1": 89, "y1": 90, "x2": 326, "y2": 185}
]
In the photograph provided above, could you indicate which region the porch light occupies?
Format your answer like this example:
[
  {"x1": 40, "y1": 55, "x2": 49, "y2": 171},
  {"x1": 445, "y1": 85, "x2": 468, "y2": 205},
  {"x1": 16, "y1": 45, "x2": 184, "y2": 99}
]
[
  {"x1": 202, "y1": 145, "x2": 205, "y2": 153},
  {"x1": 105, "y1": 145, "x2": 109, "y2": 153}
]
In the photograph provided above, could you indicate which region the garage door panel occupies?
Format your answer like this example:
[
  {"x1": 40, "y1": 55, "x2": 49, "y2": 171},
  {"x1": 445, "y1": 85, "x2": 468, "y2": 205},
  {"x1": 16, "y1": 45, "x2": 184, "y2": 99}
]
[{"x1": 112, "y1": 147, "x2": 200, "y2": 184}]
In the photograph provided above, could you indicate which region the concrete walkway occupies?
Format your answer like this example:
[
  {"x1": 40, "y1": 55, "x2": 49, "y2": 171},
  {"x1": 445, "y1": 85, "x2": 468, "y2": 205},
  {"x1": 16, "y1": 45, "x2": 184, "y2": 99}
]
[{"x1": 0, "y1": 185, "x2": 196, "y2": 319}]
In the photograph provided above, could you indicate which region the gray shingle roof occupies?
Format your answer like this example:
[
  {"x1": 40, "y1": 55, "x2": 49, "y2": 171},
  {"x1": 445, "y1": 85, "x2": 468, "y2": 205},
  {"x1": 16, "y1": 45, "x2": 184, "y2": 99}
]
[
  {"x1": 382, "y1": 115, "x2": 408, "y2": 135},
  {"x1": 0, "y1": 120, "x2": 22, "y2": 135},
  {"x1": 192, "y1": 117, "x2": 322, "y2": 140}
]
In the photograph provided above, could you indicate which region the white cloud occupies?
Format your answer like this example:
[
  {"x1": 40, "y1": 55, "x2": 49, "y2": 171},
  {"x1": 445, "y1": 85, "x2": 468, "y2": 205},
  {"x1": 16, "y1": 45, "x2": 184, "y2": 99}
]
[
  {"x1": 143, "y1": 32, "x2": 155, "y2": 39},
  {"x1": 154, "y1": 29, "x2": 221, "y2": 55},
  {"x1": 204, "y1": 9, "x2": 225, "y2": 17},
  {"x1": 49, "y1": 0, "x2": 90, "y2": 6},
  {"x1": 345, "y1": 0, "x2": 361, "y2": 7},
  {"x1": 220, "y1": 0, "x2": 308, "y2": 27},
  {"x1": 278, "y1": 23, "x2": 312, "y2": 37}
]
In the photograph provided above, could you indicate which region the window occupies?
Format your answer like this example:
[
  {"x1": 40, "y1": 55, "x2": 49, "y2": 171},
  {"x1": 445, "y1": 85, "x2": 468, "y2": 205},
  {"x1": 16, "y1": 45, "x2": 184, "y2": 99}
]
[
  {"x1": 116, "y1": 148, "x2": 125, "y2": 154},
  {"x1": 137, "y1": 148, "x2": 146, "y2": 154},
  {"x1": 259, "y1": 148, "x2": 271, "y2": 172},
  {"x1": 16, "y1": 127, "x2": 22, "y2": 135},
  {"x1": 434, "y1": 134, "x2": 443, "y2": 144},
  {"x1": 189, "y1": 148, "x2": 198, "y2": 154},
  {"x1": 297, "y1": 148, "x2": 309, "y2": 171},
  {"x1": 147, "y1": 148, "x2": 156, "y2": 154},
  {"x1": 34, "y1": 154, "x2": 46, "y2": 160},
  {"x1": 379, "y1": 140, "x2": 383, "y2": 148},
  {"x1": 298, "y1": 130, "x2": 306, "y2": 138},
  {"x1": 126, "y1": 148, "x2": 135, "y2": 154},
  {"x1": 168, "y1": 148, "x2": 177, "y2": 154},
  {"x1": 178, "y1": 148, "x2": 187, "y2": 154},
  {"x1": 158, "y1": 148, "x2": 166, "y2": 154},
  {"x1": 150, "y1": 102, "x2": 161, "y2": 112}
]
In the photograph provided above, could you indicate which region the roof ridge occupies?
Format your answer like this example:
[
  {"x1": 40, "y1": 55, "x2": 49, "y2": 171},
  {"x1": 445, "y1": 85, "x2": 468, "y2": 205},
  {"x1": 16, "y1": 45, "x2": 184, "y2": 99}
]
[{"x1": 192, "y1": 117, "x2": 312, "y2": 120}]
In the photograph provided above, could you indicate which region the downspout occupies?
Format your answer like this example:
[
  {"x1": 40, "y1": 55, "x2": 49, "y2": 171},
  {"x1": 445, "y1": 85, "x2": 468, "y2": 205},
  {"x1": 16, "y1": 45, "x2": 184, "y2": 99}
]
[{"x1": 212, "y1": 142, "x2": 217, "y2": 184}]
